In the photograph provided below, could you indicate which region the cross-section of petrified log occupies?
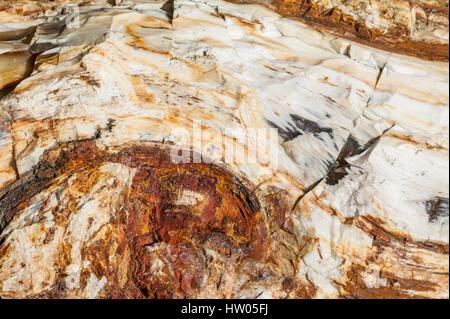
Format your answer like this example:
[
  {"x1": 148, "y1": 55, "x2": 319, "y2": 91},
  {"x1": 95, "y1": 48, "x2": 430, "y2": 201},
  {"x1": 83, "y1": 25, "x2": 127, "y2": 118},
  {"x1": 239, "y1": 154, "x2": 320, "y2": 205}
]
[
  {"x1": 0, "y1": 141, "x2": 285, "y2": 298},
  {"x1": 0, "y1": 0, "x2": 448, "y2": 299}
]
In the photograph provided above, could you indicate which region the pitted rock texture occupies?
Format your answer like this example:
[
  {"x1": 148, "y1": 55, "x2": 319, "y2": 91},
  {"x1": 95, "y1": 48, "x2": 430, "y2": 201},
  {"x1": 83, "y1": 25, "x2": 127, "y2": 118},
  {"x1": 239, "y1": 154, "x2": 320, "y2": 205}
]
[{"x1": 0, "y1": 0, "x2": 448, "y2": 299}]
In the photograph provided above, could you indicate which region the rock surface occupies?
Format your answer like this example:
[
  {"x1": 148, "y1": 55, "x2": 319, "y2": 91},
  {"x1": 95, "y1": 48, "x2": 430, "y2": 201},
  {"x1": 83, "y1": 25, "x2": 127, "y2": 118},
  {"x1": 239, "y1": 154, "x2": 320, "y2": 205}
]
[
  {"x1": 0, "y1": 0, "x2": 448, "y2": 299},
  {"x1": 229, "y1": 0, "x2": 450, "y2": 61}
]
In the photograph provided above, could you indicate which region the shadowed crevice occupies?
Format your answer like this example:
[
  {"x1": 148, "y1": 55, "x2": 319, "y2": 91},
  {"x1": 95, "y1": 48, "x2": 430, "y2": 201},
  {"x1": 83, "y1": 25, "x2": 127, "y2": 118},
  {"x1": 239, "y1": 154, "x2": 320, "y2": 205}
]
[{"x1": 161, "y1": 0, "x2": 175, "y2": 22}]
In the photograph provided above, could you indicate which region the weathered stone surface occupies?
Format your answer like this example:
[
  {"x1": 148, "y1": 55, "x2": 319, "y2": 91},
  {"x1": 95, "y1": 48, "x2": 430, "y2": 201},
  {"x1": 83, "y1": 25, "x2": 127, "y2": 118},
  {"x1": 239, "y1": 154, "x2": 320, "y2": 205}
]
[
  {"x1": 228, "y1": 0, "x2": 450, "y2": 61},
  {"x1": 0, "y1": 0, "x2": 448, "y2": 299}
]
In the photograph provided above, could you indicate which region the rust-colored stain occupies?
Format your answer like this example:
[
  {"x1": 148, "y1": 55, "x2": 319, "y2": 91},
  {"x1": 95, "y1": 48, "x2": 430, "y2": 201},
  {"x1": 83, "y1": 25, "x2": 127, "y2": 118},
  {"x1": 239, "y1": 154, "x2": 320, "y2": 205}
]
[
  {"x1": 0, "y1": 141, "x2": 309, "y2": 298},
  {"x1": 338, "y1": 264, "x2": 439, "y2": 299}
]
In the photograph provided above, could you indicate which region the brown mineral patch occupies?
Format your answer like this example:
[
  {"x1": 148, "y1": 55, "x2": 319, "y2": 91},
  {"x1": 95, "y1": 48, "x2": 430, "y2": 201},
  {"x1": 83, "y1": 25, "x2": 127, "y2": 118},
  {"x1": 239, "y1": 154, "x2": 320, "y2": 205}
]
[
  {"x1": 355, "y1": 215, "x2": 449, "y2": 255},
  {"x1": 340, "y1": 263, "x2": 438, "y2": 299},
  {"x1": 78, "y1": 75, "x2": 100, "y2": 88},
  {"x1": 390, "y1": 132, "x2": 448, "y2": 151}
]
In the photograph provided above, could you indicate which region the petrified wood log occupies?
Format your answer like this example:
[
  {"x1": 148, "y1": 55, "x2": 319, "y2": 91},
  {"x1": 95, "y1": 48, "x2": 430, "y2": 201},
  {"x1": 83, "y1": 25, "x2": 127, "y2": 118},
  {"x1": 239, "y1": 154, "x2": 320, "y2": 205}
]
[{"x1": 0, "y1": 0, "x2": 448, "y2": 299}]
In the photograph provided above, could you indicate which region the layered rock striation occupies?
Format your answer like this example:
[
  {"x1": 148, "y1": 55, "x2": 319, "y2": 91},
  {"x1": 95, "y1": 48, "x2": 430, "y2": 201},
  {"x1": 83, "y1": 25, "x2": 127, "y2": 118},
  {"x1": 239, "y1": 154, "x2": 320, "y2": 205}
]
[{"x1": 0, "y1": 0, "x2": 448, "y2": 299}]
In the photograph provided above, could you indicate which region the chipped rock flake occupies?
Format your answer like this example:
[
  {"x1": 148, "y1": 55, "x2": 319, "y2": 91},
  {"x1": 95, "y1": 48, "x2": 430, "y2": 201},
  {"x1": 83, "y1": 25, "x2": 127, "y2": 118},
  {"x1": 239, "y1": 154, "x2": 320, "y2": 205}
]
[{"x1": 0, "y1": 0, "x2": 448, "y2": 299}]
